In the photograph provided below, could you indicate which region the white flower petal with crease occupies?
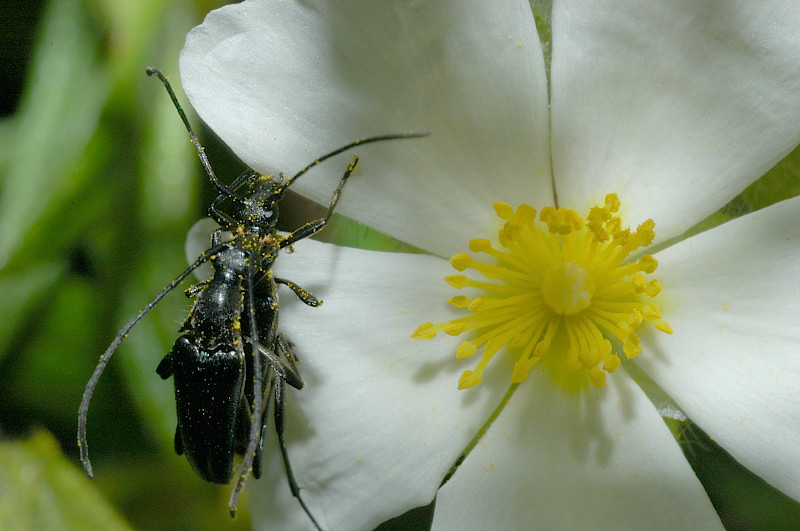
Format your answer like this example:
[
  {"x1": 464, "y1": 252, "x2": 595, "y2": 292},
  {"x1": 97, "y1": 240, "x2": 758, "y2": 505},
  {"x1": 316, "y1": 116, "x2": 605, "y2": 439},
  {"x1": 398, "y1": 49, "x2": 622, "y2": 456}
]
[
  {"x1": 249, "y1": 239, "x2": 512, "y2": 530},
  {"x1": 636, "y1": 195, "x2": 800, "y2": 501},
  {"x1": 181, "y1": 0, "x2": 552, "y2": 257},
  {"x1": 432, "y1": 369, "x2": 723, "y2": 530},
  {"x1": 551, "y1": 0, "x2": 800, "y2": 241}
]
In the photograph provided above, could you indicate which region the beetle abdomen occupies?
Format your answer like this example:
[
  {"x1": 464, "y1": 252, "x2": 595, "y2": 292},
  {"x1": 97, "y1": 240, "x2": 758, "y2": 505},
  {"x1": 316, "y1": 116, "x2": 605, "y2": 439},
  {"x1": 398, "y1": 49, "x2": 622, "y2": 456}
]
[{"x1": 163, "y1": 335, "x2": 245, "y2": 483}]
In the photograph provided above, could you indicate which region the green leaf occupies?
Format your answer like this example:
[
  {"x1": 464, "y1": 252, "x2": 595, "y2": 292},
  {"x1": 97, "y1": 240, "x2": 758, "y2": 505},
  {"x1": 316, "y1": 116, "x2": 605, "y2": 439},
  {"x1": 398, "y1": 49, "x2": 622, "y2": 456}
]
[
  {"x1": 0, "y1": 431, "x2": 131, "y2": 530},
  {"x1": 0, "y1": 262, "x2": 62, "y2": 361},
  {"x1": 0, "y1": 0, "x2": 109, "y2": 269}
]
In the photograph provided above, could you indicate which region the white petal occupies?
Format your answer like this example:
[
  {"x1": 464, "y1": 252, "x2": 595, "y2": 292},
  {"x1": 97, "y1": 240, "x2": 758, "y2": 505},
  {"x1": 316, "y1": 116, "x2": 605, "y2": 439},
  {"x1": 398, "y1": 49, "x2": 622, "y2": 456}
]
[
  {"x1": 432, "y1": 369, "x2": 722, "y2": 530},
  {"x1": 251, "y1": 239, "x2": 512, "y2": 530},
  {"x1": 180, "y1": 0, "x2": 552, "y2": 257},
  {"x1": 635, "y1": 195, "x2": 800, "y2": 501},
  {"x1": 550, "y1": 0, "x2": 800, "y2": 240},
  {"x1": 184, "y1": 217, "x2": 218, "y2": 280}
]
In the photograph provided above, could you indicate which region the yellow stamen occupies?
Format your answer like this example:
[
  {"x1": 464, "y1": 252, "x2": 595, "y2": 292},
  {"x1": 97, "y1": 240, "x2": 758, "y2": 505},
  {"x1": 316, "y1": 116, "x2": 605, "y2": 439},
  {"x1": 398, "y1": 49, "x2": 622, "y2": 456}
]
[{"x1": 414, "y1": 193, "x2": 671, "y2": 391}]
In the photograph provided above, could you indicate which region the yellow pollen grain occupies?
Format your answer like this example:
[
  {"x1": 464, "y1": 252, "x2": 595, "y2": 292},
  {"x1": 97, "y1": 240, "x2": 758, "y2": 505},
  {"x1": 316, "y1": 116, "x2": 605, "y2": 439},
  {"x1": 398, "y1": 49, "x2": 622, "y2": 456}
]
[{"x1": 413, "y1": 193, "x2": 671, "y2": 392}]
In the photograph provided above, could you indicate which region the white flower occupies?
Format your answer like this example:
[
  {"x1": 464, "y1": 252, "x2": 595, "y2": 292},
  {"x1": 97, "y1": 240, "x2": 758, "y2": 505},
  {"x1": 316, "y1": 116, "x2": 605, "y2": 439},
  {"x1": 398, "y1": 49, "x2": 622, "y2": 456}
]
[{"x1": 179, "y1": 0, "x2": 800, "y2": 529}]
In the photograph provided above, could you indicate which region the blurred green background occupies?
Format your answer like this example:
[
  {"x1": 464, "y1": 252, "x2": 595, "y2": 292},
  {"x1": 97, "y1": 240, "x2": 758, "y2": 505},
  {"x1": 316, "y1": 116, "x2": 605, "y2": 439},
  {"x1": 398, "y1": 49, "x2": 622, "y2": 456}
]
[
  {"x1": 0, "y1": 0, "x2": 798, "y2": 529},
  {"x1": 0, "y1": 0, "x2": 254, "y2": 528}
]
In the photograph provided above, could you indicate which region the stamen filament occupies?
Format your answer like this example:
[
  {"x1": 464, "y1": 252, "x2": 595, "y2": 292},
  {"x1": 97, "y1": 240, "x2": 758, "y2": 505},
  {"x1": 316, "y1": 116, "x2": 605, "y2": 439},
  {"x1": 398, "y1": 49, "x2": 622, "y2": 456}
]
[{"x1": 415, "y1": 193, "x2": 671, "y2": 391}]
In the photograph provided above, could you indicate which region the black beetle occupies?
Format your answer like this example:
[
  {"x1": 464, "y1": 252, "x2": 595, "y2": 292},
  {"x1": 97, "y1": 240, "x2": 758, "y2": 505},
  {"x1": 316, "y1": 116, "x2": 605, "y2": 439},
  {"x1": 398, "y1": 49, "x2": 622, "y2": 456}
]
[{"x1": 77, "y1": 67, "x2": 426, "y2": 527}]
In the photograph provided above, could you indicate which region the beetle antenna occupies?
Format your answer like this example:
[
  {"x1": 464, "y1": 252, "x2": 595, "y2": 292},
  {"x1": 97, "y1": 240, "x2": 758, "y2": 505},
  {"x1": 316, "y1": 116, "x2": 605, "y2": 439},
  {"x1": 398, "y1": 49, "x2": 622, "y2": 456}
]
[
  {"x1": 146, "y1": 67, "x2": 240, "y2": 200},
  {"x1": 284, "y1": 132, "x2": 429, "y2": 188},
  {"x1": 77, "y1": 244, "x2": 226, "y2": 477}
]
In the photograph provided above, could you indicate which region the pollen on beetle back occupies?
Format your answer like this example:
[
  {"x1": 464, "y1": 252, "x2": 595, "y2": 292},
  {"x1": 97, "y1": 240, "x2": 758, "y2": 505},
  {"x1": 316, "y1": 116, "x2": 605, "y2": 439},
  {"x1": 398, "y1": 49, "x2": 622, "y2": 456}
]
[{"x1": 412, "y1": 194, "x2": 671, "y2": 391}]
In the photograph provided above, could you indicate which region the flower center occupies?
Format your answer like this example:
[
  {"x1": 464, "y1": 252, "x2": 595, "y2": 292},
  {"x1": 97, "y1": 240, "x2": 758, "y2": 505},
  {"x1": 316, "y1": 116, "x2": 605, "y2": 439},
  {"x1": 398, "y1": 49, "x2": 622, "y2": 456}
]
[
  {"x1": 541, "y1": 262, "x2": 594, "y2": 315},
  {"x1": 412, "y1": 194, "x2": 672, "y2": 391}
]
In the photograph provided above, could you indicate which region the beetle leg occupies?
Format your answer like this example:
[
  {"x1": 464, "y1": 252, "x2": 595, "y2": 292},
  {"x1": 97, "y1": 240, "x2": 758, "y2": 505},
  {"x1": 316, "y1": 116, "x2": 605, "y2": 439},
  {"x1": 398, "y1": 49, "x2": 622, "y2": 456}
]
[
  {"x1": 279, "y1": 156, "x2": 359, "y2": 249},
  {"x1": 274, "y1": 375, "x2": 323, "y2": 531},
  {"x1": 275, "y1": 277, "x2": 321, "y2": 307}
]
